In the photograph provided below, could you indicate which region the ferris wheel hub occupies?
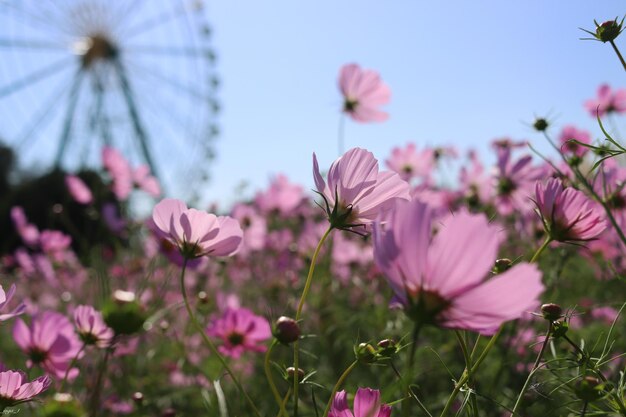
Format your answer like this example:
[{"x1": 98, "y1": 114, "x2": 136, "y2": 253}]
[{"x1": 75, "y1": 34, "x2": 118, "y2": 68}]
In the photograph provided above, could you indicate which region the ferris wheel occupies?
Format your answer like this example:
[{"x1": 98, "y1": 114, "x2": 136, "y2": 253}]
[{"x1": 0, "y1": 0, "x2": 219, "y2": 194}]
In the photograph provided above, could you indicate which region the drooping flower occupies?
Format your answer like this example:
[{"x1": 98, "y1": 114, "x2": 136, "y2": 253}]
[
  {"x1": 0, "y1": 370, "x2": 51, "y2": 409},
  {"x1": 73, "y1": 305, "x2": 114, "y2": 348},
  {"x1": 65, "y1": 175, "x2": 93, "y2": 205},
  {"x1": 534, "y1": 178, "x2": 606, "y2": 243},
  {"x1": 151, "y1": 198, "x2": 243, "y2": 259},
  {"x1": 339, "y1": 63, "x2": 391, "y2": 123},
  {"x1": 584, "y1": 84, "x2": 626, "y2": 118},
  {"x1": 329, "y1": 388, "x2": 392, "y2": 417},
  {"x1": 373, "y1": 199, "x2": 544, "y2": 336},
  {"x1": 313, "y1": 148, "x2": 410, "y2": 231},
  {"x1": 0, "y1": 284, "x2": 25, "y2": 322},
  {"x1": 206, "y1": 307, "x2": 271, "y2": 358}
]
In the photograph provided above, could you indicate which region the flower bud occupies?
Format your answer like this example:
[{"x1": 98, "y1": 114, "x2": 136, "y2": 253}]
[
  {"x1": 574, "y1": 376, "x2": 605, "y2": 402},
  {"x1": 273, "y1": 316, "x2": 301, "y2": 345},
  {"x1": 197, "y1": 291, "x2": 209, "y2": 304},
  {"x1": 102, "y1": 291, "x2": 147, "y2": 335},
  {"x1": 552, "y1": 320, "x2": 569, "y2": 338},
  {"x1": 161, "y1": 408, "x2": 176, "y2": 417},
  {"x1": 355, "y1": 342, "x2": 378, "y2": 364},
  {"x1": 286, "y1": 367, "x2": 305, "y2": 384},
  {"x1": 596, "y1": 19, "x2": 623, "y2": 43},
  {"x1": 42, "y1": 394, "x2": 85, "y2": 417},
  {"x1": 376, "y1": 339, "x2": 399, "y2": 358},
  {"x1": 132, "y1": 392, "x2": 144, "y2": 405},
  {"x1": 533, "y1": 118, "x2": 549, "y2": 132},
  {"x1": 541, "y1": 303, "x2": 563, "y2": 321},
  {"x1": 494, "y1": 258, "x2": 513, "y2": 273}
]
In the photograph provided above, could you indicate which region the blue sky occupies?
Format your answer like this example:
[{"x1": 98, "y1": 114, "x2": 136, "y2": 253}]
[{"x1": 1, "y1": 1, "x2": 625, "y2": 208}]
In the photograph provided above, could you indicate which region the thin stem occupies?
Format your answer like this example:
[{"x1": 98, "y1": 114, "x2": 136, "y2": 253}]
[
  {"x1": 265, "y1": 340, "x2": 289, "y2": 417},
  {"x1": 455, "y1": 331, "x2": 478, "y2": 417},
  {"x1": 403, "y1": 322, "x2": 423, "y2": 417},
  {"x1": 293, "y1": 226, "x2": 333, "y2": 416},
  {"x1": 89, "y1": 347, "x2": 112, "y2": 417},
  {"x1": 610, "y1": 40, "x2": 626, "y2": 71},
  {"x1": 580, "y1": 401, "x2": 588, "y2": 417},
  {"x1": 59, "y1": 342, "x2": 86, "y2": 392},
  {"x1": 509, "y1": 322, "x2": 553, "y2": 416},
  {"x1": 530, "y1": 236, "x2": 552, "y2": 263},
  {"x1": 276, "y1": 388, "x2": 292, "y2": 417},
  {"x1": 439, "y1": 327, "x2": 502, "y2": 417},
  {"x1": 322, "y1": 360, "x2": 359, "y2": 417},
  {"x1": 179, "y1": 259, "x2": 262, "y2": 417}
]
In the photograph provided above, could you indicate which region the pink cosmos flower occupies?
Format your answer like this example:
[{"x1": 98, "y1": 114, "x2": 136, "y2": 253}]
[
  {"x1": 102, "y1": 147, "x2": 161, "y2": 200},
  {"x1": 206, "y1": 307, "x2": 271, "y2": 358},
  {"x1": 493, "y1": 148, "x2": 545, "y2": 216},
  {"x1": 373, "y1": 199, "x2": 544, "y2": 336},
  {"x1": 329, "y1": 388, "x2": 392, "y2": 417},
  {"x1": 13, "y1": 311, "x2": 83, "y2": 379},
  {"x1": 558, "y1": 125, "x2": 592, "y2": 158},
  {"x1": 313, "y1": 148, "x2": 411, "y2": 231},
  {"x1": 254, "y1": 174, "x2": 305, "y2": 216},
  {"x1": 230, "y1": 204, "x2": 267, "y2": 255},
  {"x1": 133, "y1": 165, "x2": 161, "y2": 197},
  {"x1": 339, "y1": 63, "x2": 391, "y2": 123},
  {"x1": 385, "y1": 143, "x2": 434, "y2": 182},
  {"x1": 584, "y1": 84, "x2": 626, "y2": 118},
  {"x1": 534, "y1": 178, "x2": 606, "y2": 243},
  {"x1": 0, "y1": 370, "x2": 51, "y2": 409},
  {"x1": 65, "y1": 175, "x2": 93, "y2": 205},
  {"x1": 39, "y1": 230, "x2": 72, "y2": 258},
  {"x1": 152, "y1": 198, "x2": 243, "y2": 259},
  {"x1": 73, "y1": 305, "x2": 114, "y2": 348},
  {"x1": 0, "y1": 284, "x2": 25, "y2": 322}
]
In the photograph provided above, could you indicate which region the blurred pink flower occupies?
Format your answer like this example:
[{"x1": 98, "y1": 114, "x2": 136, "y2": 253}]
[
  {"x1": 206, "y1": 307, "x2": 271, "y2": 358},
  {"x1": 13, "y1": 311, "x2": 83, "y2": 379},
  {"x1": 254, "y1": 174, "x2": 305, "y2": 216},
  {"x1": 39, "y1": 230, "x2": 72, "y2": 258},
  {"x1": 73, "y1": 305, "x2": 114, "y2": 348},
  {"x1": 133, "y1": 165, "x2": 161, "y2": 197},
  {"x1": 373, "y1": 199, "x2": 544, "y2": 335},
  {"x1": 230, "y1": 204, "x2": 267, "y2": 255},
  {"x1": 558, "y1": 125, "x2": 592, "y2": 158},
  {"x1": 584, "y1": 84, "x2": 626, "y2": 118},
  {"x1": 313, "y1": 147, "x2": 410, "y2": 231},
  {"x1": 329, "y1": 388, "x2": 392, "y2": 417},
  {"x1": 10, "y1": 207, "x2": 39, "y2": 247},
  {"x1": 102, "y1": 147, "x2": 161, "y2": 200},
  {"x1": 65, "y1": 175, "x2": 93, "y2": 205},
  {"x1": 152, "y1": 198, "x2": 243, "y2": 259},
  {"x1": 0, "y1": 284, "x2": 25, "y2": 322},
  {"x1": 339, "y1": 63, "x2": 391, "y2": 122},
  {"x1": 0, "y1": 370, "x2": 51, "y2": 408},
  {"x1": 494, "y1": 148, "x2": 545, "y2": 216},
  {"x1": 385, "y1": 143, "x2": 434, "y2": 182},
  {"x1": 534, "y1": 178, "x2": 606, "y2": 243}
]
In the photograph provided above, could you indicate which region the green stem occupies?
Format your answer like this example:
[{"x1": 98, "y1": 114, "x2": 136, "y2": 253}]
[
  {"x1": 276, "y1": 388, "x2": 292, "y2": 417},
  {"x1": 403, "y1": 322, "x2": 423, "y2": 417},
  {"x1": 293, "y1": 226, "x2": 333, "y2": 416},
  {"x1": 455, "y1": 331, "x2": 478, "y2": 417},
  {"x1": 530, "y1": 236, "x2": 552, "y2": 263},
  {"x1": 610, "y1": 40, "x2": 626, "y2": 71},
  {"x1": 59, "y1": 342, "x2": 86, "y2": 392},
  {"x1": 439, "y1": 327, "x2": 502, "y2": 417},
  {"x1": 179, "y1": 260, "x2": 262, "y2": 417},
  {"x1": 322, "y1": 360, "x2": 358, "y2": 417},
  {"x1": 509, "y1": 322, "x2": 552, "y2": 416},
  {"x1": 265, "y1": 340, "x2": 288, "y2": 417},
  {"x1": 89, "y1": 347, "x2": 112, "y2": 417},
  {"x1": 580, "y1": 401, "x2": 588, "y2": 417}
]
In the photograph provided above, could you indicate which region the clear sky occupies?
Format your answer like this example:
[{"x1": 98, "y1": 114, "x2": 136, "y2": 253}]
[{"x1": 1, "y1": 1, "x2": 625, "y2": 208}]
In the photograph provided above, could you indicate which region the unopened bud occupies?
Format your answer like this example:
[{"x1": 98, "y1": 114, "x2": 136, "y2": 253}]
[
  {"x1": 197, "y1": 291, "x2": 209, "y2": 304},
  {"x1": 377, "y1": 339, "x2": 399, "y2": 358},
  {"x1": 161, "y1": 408, "x2": 176, "y2": 417},
  {"x1": 494, "y1": 258, "x2": 513, "y2": 273},
  {"x1": 552, "y1": 320, "x2": 569, "y2": 338},
  {"x1": 596, "y1": 19, "x2": 623, "y2": 43},
  {"x1": 103, "y1": 291, "x2": 147, "y2": 335},
  {"x1": 355, "y1": 342, "x2": 378, "y2": 364},
  {"x1": 533, "y1": 118, "x2": 549, "y2": 132},
  {"x1": 541, "y1": 303, "x2": 563, "y2": 321},
  {"x1": 273, "y1": 316, "x2": 301, "y2": 345},
  {"x1": 132, "y1": 392, "x2": 144, "y2": 405},
  {"x1": 286, "y1": 367, "x2": 305, "y2": 384},
  {"x1": 574, "y1": 376, "x2": 605, "y2": 402}
]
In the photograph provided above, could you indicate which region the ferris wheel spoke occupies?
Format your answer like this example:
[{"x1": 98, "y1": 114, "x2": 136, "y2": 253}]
[
  {"x1": 121, "y1": 5, "x2": 189, "y2": 39},
  {"x1": 113, "y1": 58, "x2": 160, "y2": 181},
  {"x1": 91, "y1": 77, "x2": 113, "y2": 148},
  {"x1": 124, "y1": 60, "x2": 213, "y2": 102},
  {"x1": 112, "y1": 0, "x2": 147, "y2": 31},
  {"x1": 55, "y1": 69, "x2": 85, "y2": 167},
  {"x1": 15, "y1": 74, "x2": 76, "y2": 151},
  {"x1": 0, "y1": 37, "x2": 69, "y2": 50},
  {"x1": 123, "y1": 44, "x2": 214, "y2": 59},
  {"x1": 0, "y1": 56, "x2": 74, "y2": 98},
  {"x1": 2, "y1": 2, "x2": 75, "y2": 37}
]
